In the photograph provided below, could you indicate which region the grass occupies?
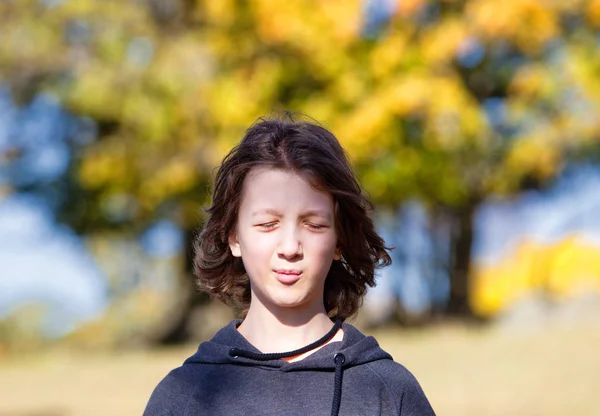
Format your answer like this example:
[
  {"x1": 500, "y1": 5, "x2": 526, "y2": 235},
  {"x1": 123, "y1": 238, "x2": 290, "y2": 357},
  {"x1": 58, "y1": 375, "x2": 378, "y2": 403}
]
[{"x1": 1, "y1": 321, "x2": 598, "y2": 415}]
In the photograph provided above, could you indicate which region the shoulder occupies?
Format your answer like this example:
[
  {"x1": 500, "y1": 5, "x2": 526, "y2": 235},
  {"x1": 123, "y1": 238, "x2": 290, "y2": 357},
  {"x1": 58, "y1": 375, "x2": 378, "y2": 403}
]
[
  {"x1": 143, "y1": 365, "x2": 203, "y2": 416},
  {"x1": 364, "y1": 358, "x2": 419, "y2": 387},
  {"x1": 363, "y1": 359, "x2": 436, "y2": 415}
]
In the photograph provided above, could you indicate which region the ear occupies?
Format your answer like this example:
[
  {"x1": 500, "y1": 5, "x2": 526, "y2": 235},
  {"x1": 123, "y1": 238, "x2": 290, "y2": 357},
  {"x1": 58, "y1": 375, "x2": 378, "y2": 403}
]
[
  {"x1": 333, "y1": 246, "x2": 342, "y2": 261},
  {"x1": 228, "y1": 232, "x2": 242, "y2": 257}
]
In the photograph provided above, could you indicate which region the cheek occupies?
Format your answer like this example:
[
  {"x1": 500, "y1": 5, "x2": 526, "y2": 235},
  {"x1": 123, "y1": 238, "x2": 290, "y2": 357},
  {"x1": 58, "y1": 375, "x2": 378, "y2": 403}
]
[
  {"x1": 311, "y1": 234, "x2": 338, "y2": 258},
  {"x1": 240, "y1": 232, "x2": 276, "y2": 256}
]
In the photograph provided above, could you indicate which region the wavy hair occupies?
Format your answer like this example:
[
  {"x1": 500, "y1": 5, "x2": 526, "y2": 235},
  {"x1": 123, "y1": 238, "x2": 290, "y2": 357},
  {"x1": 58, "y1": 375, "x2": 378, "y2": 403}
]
[{"x1": 193, "y1": 114, "x2": 391, "y2": 319}]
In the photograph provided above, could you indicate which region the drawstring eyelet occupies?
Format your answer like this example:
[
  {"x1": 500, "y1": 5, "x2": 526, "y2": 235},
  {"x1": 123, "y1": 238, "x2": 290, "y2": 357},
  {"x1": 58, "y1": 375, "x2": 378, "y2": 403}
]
[
  {"x1": 229, "y1": 348, "x2": 239, "y2": 359},
  {"x1": 334, "y1": 353, "x2": 345, "y2": 365}
]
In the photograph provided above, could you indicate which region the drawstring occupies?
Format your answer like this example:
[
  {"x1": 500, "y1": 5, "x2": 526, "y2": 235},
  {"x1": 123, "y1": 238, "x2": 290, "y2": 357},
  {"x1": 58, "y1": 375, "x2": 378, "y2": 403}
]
[
  {"x1": 331, "y1": 352, "x2": 345, "y2": 416},
  {"x1": 228, "y1": 319, "x2": 342, "y2": 360},
  {"x1": 228, "y1": 319, "x2": 345, "y2": 416}
]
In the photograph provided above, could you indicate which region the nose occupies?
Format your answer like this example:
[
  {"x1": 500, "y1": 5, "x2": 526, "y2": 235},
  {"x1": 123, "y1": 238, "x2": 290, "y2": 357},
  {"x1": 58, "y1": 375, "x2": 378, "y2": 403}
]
[{"x1": 277, "y1": 225, "x2": 303, "y2": 258}]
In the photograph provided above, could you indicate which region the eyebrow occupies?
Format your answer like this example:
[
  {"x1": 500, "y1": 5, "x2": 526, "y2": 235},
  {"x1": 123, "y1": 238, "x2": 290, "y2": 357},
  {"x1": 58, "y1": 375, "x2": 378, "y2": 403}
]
[
  {"x1": 251, "y1": 209, "x2": 332, "y2": 220},
  {"x1": 251, "y1": 209, "x2": 283, "y2": 217}
]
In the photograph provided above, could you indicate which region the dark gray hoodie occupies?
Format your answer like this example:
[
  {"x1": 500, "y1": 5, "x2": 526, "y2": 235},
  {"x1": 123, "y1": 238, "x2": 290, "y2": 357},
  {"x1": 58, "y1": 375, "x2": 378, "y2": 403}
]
[{"x1": 143, "y1": 320, "x2": 435, "y2": 416}]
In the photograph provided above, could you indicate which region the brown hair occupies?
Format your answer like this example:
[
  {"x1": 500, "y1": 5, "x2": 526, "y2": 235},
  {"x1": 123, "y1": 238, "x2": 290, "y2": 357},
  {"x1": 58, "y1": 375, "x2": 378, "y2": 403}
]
[{"x1": 193, "y1": 113, "x2": 391, "y2": 320}]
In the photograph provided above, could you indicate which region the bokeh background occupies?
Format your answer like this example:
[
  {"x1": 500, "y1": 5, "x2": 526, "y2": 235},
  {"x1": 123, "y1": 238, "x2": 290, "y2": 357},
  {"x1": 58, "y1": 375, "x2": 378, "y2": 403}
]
[{"x1": 2, "y1": 0, "x2": 600, "y2": 415}]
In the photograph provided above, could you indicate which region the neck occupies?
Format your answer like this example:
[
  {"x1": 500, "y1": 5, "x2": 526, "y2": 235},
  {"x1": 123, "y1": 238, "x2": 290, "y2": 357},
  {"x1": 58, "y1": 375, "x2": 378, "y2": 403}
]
[{"x1": 237, "y1": 302, "x2": 339, "y2": 354}]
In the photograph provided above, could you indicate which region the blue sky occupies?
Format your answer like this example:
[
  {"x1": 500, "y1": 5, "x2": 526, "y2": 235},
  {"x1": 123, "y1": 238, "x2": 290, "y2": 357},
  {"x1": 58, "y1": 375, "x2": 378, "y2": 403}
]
[{"x1": 0, "y1": 194, "x2": 108, "y2": 336}]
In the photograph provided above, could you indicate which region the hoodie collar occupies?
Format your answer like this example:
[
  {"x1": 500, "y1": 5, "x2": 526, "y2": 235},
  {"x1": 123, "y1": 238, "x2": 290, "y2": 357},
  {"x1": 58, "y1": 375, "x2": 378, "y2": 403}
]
[{"x1": 184, "y1": 320, "x2": 392, "y2": 371}]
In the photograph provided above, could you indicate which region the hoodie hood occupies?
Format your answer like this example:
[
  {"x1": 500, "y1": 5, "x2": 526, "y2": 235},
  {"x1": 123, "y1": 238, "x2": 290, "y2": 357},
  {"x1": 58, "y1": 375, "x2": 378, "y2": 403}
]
[
  {"x1": 184, "y1": 320, "x2": 392, "y2": 372},
  {"x1": 144, "y1": 320, "x2": 435, "y2": 416}
]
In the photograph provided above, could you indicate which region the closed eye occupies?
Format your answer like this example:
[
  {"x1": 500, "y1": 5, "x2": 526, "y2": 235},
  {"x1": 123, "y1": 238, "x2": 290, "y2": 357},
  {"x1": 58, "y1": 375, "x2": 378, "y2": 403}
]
[
  {"x1": 257, "y1": 222, "x2": 277, "y2": 230},
  {"x1": 306, "y1": 223, "x2": 327, "y2": 231}
]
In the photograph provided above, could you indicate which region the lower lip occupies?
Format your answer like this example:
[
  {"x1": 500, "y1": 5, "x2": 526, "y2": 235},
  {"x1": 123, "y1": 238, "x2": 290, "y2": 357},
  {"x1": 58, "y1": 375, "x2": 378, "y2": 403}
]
[{"x1": 274, "y1": 272, "x2": 302, "y2": 285}]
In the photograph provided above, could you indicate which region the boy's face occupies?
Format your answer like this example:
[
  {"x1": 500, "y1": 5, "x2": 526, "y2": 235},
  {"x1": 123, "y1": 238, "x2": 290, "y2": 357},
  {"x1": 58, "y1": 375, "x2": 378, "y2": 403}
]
[{"x1": 229, "y1": 167, "x2": 340, "y2": 315}]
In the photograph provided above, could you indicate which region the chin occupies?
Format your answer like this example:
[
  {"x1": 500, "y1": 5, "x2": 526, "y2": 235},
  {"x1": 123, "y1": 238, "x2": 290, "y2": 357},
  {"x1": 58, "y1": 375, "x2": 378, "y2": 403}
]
[
  {"x1": 266, "y1": 289, "x2": 314, "y2": 310},
  {"x1": 270, "y1": 294, "x2": 308, "y2": 309}
]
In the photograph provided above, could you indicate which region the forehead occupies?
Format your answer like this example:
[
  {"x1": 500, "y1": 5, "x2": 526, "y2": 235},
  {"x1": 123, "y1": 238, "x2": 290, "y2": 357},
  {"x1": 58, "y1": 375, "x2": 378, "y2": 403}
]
[{"x1": 239, "y1": 167, "x2": 334, "y2": 216}]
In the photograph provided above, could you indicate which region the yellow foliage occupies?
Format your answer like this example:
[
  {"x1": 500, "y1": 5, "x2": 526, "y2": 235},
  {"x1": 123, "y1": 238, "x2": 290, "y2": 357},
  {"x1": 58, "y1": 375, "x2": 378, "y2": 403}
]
[
  {"x1": 562, "y1": 45, "x2": 600, "y2": 103},
  {"x1": 472, "y1": 240, "x2": 541, "y2": 316},
  {"x1": 202, "y1": 0, "x2": 236, "y2": 25},
  {"x1": 386, "y1": 74, "x2": 430, "y2": 116},
  {"x1": 587, "y1": 0, "x2": 600, "y2": 26},
  {"x1": 157, "y1": 158, "x2": 197, "y2": 195},
  {"x1": 425, "y1": 78, "x2": 488, "y2": 149},
  {"x1": 204, "y1": 70, "x2": 276, "y2": 138},
  {"x1": 363, "y1": 169, "x2": 390, "y2": 200},
  {"x1": 505, "y1": 134, "x2": 561, "y2": 181},
  {"x1": 78, "y1": 140, "x2": 128, "y2": 190},
  {"x1": 122, "y1": 94, "x2": 172, "y2": 142},
  {"x1": 3, "y1": 0, "x2": 600, "y2": 243},
  {"x1": 0, "y1": 7, "x2": 62, "y2": 70},
  {"x1": 55, "y1": 0, "x2": 97, "y2": 16},
  {"x1": 369, "y1": 31, "x2": 408, "y2": 80},
  {"x1": 509, "y1": 65, "x2": 554, "y2": 101},
  {"x1": 472, "y1": 236, "x2": 600, "y2": 316},
  {"x1": 467, "y1": 0, "x2": 559, "y2": 52},
  {"x1": 550, "y1": 0, "x2": 587, "y2": 14},
  {"x1": 396, "y1": 0, "x2": 427, "y2": 17},
  {"x1": 152, "y1": 36, "x2": 213, "y2": 97},
  {"x1": 252, "y1": 0, "x2": 361, "y2": 46},
  {"x1": 421, "y1": 19, "x2": 469, "y2": 65},
  {"x1": 57, "y1": 0, "x2": 151, "y2": 30},
  {"x1": 68, "y1": 67, "x2": 123, "y2": 120},
  {"x1": 318, "y1": 0, "x2": 363, "y2": 43},
  {"x1": 298, "y1": 95, "x2": 337, "y2": 123},
  {"x1": 331, "y1": 72, "x2": 367, "y2": 105},
  {"x1": 139, "y1": 157, "x2": 197, "y2": 209},
  {"x1": 252, "y1": 0, "x2": 300, "y2": 44},
  {"x1": 335, "y1": 97, "x2": 392, "y2": 157},
  {"x1": 547, "y1": 237, "x2": 600, "y2": 294}
]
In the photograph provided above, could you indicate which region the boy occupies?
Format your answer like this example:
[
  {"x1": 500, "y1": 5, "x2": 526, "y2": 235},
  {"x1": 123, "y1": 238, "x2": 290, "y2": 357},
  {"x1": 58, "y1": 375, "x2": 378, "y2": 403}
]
[{"x1": 144, "y1": 115, "x2": 435, "y2": 415}]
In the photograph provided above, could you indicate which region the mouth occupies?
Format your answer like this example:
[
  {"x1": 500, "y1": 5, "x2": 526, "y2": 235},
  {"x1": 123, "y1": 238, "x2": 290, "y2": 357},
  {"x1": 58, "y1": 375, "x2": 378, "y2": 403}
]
[{"x1": 273, "y1": 269, "x2": 303, "y2": 285}]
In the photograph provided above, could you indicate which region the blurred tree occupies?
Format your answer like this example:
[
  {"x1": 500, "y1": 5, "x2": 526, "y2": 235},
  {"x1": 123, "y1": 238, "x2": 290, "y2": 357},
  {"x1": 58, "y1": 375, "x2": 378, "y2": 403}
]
[{"x1": 1, "y1": 0, "x2": 599, "y2": 330}]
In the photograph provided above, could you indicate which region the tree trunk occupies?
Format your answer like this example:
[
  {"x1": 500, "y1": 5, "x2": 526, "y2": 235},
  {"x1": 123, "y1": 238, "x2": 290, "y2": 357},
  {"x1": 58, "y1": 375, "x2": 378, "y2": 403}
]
[
  {"x1": 152, "y1": 227, "x2": 207, "y2": 345},
  {"x1": 446, "y1": 203, "x2": 477, "y2": 317}
]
